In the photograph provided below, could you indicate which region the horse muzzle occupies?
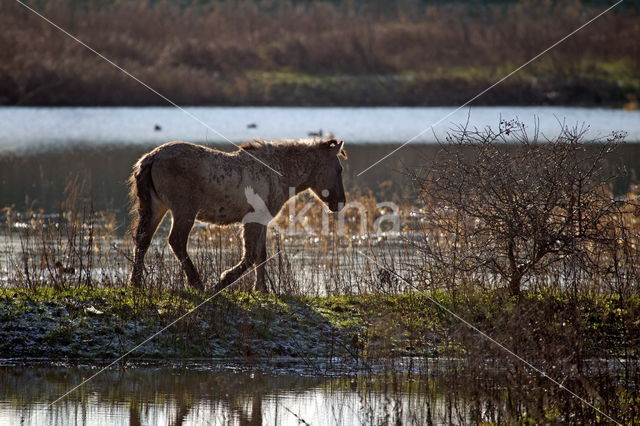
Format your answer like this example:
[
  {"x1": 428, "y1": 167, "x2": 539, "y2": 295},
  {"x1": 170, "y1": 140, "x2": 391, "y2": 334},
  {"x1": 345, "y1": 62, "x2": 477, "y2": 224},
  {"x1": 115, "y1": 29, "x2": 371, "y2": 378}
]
[{"x1": 328, "y1": 199, "x2": 345, "y2": 212}]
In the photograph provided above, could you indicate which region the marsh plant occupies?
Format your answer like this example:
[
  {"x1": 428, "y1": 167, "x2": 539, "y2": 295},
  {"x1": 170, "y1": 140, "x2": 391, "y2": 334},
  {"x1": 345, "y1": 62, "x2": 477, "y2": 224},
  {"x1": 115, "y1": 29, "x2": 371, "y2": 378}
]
[
  {"x1": 413, "y1": 120, "x2": 636, "y2": 298},
  {"x1": 250, "y1": 186, "x2": 400, "y2": 237},
  {"x1": 399, "y1": 121, "x2": 640, "y2": 423},
  {"x1": 1, "y1": 122, "x2": 639, "y2": 422},
  {"x1": 2, "y1": 1, "x2": 637, "y2": 106},
  {"x1": 0, "y1": 180, "x2": 412, "y2": 295}
]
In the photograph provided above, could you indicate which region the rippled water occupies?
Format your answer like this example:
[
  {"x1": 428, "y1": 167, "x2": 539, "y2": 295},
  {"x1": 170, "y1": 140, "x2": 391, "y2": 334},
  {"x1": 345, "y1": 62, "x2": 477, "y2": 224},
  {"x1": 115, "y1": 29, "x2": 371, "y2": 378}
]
[
  {"x1": 0, "y1": 359, "x2": 456, "y2": 426},
  {"x1": 1, "y1": 106, "x2": 638, "y2": 150},
  {"x1": 0, "y1": 358, "x2": 629, "y2": 425}
]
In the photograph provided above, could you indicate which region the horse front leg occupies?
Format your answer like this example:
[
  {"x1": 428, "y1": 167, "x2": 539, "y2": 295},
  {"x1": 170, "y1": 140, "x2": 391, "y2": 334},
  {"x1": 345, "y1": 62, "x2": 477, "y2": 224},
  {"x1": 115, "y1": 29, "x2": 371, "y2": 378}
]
[{"x1": 216, "y1": 223, "x2": 266, "y2": 292}]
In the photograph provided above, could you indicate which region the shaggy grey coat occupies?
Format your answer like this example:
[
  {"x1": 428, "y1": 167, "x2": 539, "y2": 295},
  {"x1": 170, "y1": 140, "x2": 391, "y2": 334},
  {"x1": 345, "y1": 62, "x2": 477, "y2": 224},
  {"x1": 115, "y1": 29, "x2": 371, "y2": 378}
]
[{"x1": 128, "y1": 138, "x2": 347, "y2": 291}]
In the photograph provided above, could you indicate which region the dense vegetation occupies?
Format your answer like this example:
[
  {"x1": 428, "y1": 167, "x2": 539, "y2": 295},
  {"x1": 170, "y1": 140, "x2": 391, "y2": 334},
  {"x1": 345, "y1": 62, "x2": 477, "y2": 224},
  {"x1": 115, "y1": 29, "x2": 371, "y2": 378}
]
[
  {"x1": 1, "y1": 0, "x2": 638, "y2": 106},
  {"x1": 0, "y1": 123, "x2": 639, "y2": 421},
  {"x1": 1, "y1": 286, "x2": 637, "y2": 362},
  {"x1": 1, "y1": 286, "x2": 638, "y2": 421}
]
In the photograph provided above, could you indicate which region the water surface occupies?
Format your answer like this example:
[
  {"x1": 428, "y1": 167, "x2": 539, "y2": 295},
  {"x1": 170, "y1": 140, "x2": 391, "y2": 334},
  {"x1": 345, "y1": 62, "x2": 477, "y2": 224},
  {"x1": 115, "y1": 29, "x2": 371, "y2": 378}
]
[
  {"x1": 0, "y1": 359, "x2": 455, "y2": 425},
  {"x1": 1, "y1": 106, "x2": 638, "y2": 150},
  {"x1": 0, "y1": 359, "x2": 620, "y2": 425}
]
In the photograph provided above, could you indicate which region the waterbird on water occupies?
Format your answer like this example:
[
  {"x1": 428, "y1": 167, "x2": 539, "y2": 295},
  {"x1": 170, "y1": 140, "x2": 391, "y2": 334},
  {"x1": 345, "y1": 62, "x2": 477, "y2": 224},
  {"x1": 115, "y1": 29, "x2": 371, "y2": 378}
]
[
  {"x1": 154, "y1": 124, "x2": 162, "y2": 131},
  {"x1": 247, "y1": 123, "x2": 258, "y2": 129}
]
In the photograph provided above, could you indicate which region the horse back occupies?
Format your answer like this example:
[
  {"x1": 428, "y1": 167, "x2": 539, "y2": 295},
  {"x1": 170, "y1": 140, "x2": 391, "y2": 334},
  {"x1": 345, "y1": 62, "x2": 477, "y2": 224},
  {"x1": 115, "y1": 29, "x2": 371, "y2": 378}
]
[{"x1": 149, "y1": 142, "x2": 251, "y2": 223}]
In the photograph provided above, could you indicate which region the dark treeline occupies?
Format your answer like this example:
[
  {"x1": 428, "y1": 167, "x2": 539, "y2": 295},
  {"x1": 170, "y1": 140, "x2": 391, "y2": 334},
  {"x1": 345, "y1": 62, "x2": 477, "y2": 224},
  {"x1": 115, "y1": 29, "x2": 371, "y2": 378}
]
[{"x1": 1, "y1": 0, "x2": 638, "y2": 106}]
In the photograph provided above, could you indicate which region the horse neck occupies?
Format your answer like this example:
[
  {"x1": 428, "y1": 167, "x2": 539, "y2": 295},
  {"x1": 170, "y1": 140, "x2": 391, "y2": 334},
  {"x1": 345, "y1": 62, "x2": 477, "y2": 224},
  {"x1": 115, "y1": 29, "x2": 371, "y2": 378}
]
[
  {"x1": 246, "y1": 146, "x2": 318, "y2": 207},
  {"x1": 279, "y1": 149, "x2": 319, "y2": 193}
]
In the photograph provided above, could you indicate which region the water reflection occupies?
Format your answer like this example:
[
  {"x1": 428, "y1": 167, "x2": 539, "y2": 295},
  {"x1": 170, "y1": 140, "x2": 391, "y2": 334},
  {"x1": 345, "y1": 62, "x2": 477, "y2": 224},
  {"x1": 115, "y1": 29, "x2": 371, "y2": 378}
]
[
  {"x1": 1, "y1": 142, "x2": 639, "y2": 217},
  {"x1": 0, "y1": 143, "x2": 423, "y2": 215},
  {"x1": 0, "y1": 359, "x2": 628, "y2": 425},
  {"x1": 0, "y1": 361, "x2": 442, "y2": 426}
]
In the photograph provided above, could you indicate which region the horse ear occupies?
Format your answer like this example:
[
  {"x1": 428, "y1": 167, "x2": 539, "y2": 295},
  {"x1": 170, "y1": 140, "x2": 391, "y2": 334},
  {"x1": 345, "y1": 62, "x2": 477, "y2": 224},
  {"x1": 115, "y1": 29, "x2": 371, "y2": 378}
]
[{"x1": 324, "y1": 139, "x2": 344, "y2": 157}]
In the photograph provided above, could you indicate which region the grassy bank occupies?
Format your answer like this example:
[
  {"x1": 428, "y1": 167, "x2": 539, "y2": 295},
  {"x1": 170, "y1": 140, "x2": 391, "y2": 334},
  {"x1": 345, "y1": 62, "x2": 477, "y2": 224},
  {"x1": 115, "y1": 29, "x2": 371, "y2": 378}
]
[
  {"x1": 1, "y1": 286, "x2": 636, "y2": 361},
  {"x1": 0, "y1": 286, "x2": 638, "y2": 424},
  {"x1": 2, "y1": 0, "x2": 638, "y2": 106}
]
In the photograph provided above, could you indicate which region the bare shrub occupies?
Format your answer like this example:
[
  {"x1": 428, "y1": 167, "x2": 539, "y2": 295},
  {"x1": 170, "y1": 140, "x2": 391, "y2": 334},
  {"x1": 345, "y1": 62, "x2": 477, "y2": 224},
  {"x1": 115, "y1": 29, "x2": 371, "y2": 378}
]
[{"x1": 414, "y1": 120, "x2": 634, "y2": 298}]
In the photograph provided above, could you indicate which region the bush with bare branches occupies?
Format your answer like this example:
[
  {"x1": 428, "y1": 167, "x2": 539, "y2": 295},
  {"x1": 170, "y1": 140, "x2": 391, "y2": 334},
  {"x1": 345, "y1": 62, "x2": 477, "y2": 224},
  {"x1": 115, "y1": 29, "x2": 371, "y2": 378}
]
[{"x1": 414, "y1": 120, "x2": 636, "y2": 298}]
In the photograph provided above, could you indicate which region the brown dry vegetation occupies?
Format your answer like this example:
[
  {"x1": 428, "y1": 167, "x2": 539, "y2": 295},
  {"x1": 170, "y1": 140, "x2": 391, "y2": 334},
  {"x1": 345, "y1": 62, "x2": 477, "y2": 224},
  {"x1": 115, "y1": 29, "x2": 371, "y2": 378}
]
[
  {"x1": 2, "y1": 181, "x2": 639, "y2": 422},
  {"x1": 0, "y1": 189, "x2": 413, "y2": 294},
  {"x1": 415, "y1": 122, "x2": 637, "y2": 298},
  {"x1": 1, "y1": 123, "x2": 639, "y2": 421},
  {"x1": 1, "y1": 0, "x2": 638, "y2": 106}
]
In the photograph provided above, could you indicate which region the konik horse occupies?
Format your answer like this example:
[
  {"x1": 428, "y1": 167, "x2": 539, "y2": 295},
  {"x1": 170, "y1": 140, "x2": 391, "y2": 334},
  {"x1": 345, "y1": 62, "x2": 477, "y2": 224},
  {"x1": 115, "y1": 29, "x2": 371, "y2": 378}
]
[{"x1": 128, "y1": 138, "x2": 347, "y2": 291}]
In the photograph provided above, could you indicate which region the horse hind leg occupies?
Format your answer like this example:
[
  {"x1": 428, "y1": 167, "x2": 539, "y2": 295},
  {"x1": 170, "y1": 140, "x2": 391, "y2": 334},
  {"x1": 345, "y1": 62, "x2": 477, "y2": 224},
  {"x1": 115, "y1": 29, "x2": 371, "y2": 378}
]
[
  {"x1": 168, "y1": 211, "x2": 203, "y2": 291},
  {"x1": 130, "y1": 198, "x2": 167, "y2": 288}
]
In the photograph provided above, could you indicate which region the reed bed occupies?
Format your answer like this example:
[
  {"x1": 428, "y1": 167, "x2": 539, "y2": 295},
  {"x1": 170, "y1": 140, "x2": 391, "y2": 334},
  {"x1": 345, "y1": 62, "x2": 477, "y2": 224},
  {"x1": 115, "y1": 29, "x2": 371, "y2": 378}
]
[
  {"x1": 1, "y1": 0, "x2": 638, "y2": 106},
  {"x1": 0, "y1": 188, "x2": 421, "y2": 296}
]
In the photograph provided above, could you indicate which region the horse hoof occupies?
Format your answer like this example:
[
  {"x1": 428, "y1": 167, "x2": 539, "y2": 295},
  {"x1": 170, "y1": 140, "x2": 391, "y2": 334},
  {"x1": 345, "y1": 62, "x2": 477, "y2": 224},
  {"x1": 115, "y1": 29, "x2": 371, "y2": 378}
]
[
  {"x1": 253, "y1": 284, "x2": 267, "y2": 293},
  {"x1": 213, "y1": 280, "x2": 230, "y2": 293},
  {"x1": 189, "y1": 281, "x2": 205, "y2": 292}
]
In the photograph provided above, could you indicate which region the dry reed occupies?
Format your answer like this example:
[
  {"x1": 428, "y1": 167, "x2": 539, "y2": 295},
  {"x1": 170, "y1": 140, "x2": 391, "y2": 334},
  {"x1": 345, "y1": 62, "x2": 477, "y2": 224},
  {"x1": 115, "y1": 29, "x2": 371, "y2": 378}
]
[{"x1": 1, "y1": 0, "x2": 637, "y2": 106}]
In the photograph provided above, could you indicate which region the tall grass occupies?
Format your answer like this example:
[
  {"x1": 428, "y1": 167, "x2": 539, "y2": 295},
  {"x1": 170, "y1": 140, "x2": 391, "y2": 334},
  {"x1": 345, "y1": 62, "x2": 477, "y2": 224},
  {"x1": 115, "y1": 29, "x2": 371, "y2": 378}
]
[
  {"x1": 0, "y1": 182, "x2": 421, "y2": 296},
  {"x1": 1, "y1": 0, "x2": 638, "y2": 106}
]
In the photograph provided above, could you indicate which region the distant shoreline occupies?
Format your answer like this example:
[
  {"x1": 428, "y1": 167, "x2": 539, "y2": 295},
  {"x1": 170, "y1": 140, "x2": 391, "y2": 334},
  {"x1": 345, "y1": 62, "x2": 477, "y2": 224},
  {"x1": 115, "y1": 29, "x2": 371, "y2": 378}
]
[
  {"x1": 3, "y1": 74, "x2": 636, "y2": 109},
  {"x1": 3, "y1": 1, "x2": 637, "y2": 109}
]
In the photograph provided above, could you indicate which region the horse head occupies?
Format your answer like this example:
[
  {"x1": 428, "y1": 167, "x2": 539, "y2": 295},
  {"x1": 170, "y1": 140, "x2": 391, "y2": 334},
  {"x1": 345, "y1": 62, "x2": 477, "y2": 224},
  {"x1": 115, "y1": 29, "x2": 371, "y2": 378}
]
[{"x1": 311, "y1": 139, "x2": 347, "y2": 212}]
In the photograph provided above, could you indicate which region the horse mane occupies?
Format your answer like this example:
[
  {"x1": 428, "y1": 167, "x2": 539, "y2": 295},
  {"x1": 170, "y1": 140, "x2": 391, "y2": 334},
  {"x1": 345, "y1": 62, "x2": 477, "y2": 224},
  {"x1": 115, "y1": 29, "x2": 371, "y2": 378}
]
[
  {"x1": 240, "y1": 139, "x2": 315, "y2": 151},
  {"x1": 239, "y1": 139, "x2": 347, "y2": 158},
  {"x1": 239, "y1": 140, "x2": 264, "y2": 150}
]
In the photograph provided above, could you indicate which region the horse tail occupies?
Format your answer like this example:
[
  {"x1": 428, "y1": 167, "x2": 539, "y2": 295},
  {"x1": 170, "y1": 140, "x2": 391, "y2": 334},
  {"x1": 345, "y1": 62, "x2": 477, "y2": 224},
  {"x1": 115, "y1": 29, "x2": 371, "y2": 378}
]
[{"x1": 128, "y1": 152, "x2": 158, "y2": 238}]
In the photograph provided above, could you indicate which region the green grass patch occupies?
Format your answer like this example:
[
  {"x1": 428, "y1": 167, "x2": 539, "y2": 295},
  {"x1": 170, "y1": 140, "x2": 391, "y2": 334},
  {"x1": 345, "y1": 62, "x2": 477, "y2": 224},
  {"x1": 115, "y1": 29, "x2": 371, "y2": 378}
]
[{"x1": 0, "y1": 286, "x2": 637, "y2": 360}]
